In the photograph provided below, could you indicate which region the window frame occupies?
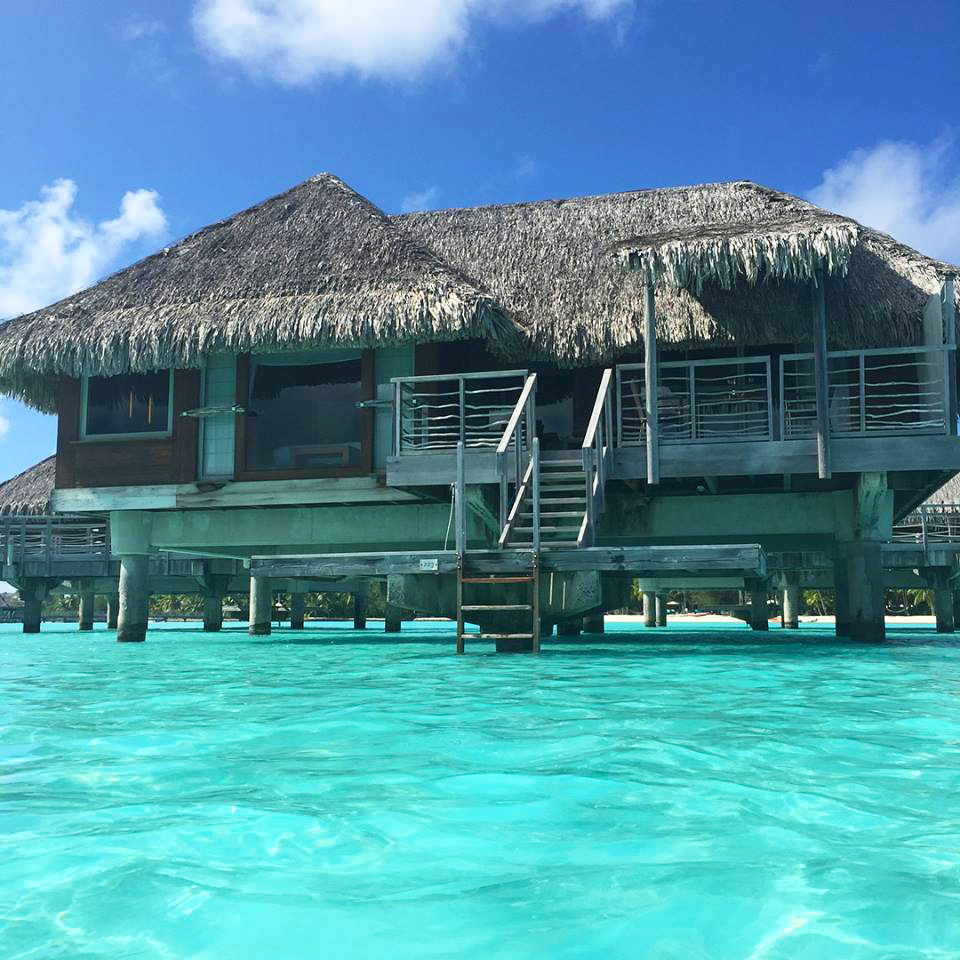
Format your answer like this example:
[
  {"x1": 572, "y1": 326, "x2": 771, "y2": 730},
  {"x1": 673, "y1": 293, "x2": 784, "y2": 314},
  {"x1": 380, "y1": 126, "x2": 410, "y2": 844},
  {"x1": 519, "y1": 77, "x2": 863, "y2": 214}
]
[
  {"x1": 234, "y1": 351, "x2": 374, "y2": 480},
  {"x1": 79, "y1": 369, "x2": 175, "y2": 441}
]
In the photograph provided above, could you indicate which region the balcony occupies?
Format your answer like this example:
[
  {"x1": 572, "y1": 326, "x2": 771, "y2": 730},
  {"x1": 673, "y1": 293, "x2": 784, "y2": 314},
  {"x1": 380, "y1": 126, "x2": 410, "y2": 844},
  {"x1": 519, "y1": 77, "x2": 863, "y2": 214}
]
[{"x1": 387, "y1": 345, "x2": 960, "y2": 488}]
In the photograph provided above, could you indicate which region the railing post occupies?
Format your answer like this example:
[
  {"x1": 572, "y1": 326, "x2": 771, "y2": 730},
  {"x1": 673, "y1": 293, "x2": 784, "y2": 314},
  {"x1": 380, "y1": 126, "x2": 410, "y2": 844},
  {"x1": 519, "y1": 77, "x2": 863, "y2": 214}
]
[
  {"x1": 858, "y1": 352, "x2": 866, "y2": 435},
  {"x1": 615, "y1": 366, "x2": 624, "y2": 447},
  {"x1": 583, "y1": 445, "x2": 595, "y2": 546},
  {"x1": 688, "y1": 363, "x2": 696, "y2": 441},
  {"x1": 532, "y1": 437, "x2": 541, "y2": 552},
  {"x1": 812, "y1": 267, "x2": 832, "y2": 479},
  {"x1": 921, "y1": 507, "x2": 928, "y2": 558},
  {"x1": 644, "y1": 281, "x2": 660, "y2": 484},
  {"x1": 458, "y1": 378, "x2": 466, "y2": 446},
  {"x1": 393, "y1": 381, "x2": 402, "y2": 455},
  {"x1": 945, "y1": 274, "x2": 957, "y2": 434},
  {"x1": 765, "y1": 358, "x2": 773, "y2": 440},
  {"x1": 455, "y1": 440, "x2": 465, "y2": 556},
  {"x1": 498, "y1": 456, "x2": 508, "y2": 538}
]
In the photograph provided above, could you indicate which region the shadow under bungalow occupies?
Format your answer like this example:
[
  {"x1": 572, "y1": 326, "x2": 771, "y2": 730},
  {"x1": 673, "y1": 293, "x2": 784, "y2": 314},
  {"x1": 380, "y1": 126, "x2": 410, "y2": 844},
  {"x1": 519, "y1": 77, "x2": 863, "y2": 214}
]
[{"x1": 0, "y1": 173, "x2": 957, "y2": 649}]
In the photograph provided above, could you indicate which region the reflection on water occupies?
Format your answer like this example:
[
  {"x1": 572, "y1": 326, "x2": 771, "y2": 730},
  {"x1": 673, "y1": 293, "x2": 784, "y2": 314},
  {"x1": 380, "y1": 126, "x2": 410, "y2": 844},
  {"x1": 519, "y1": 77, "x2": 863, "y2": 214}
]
[{"x1": 1, "y1": 621, "x2": 959, "y2": 959}]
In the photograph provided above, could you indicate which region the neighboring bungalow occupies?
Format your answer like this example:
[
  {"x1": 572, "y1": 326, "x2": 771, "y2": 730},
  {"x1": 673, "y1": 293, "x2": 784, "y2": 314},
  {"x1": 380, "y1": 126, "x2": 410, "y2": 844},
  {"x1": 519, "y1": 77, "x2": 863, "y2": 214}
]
[{"x1": 0, "y1": 173, "x2": 957, "y2": 647}]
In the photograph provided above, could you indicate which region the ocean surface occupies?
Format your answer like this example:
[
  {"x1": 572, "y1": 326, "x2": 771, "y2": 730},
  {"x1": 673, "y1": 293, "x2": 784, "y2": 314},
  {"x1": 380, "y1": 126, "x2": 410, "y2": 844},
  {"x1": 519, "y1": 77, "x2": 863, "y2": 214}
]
[{"x1": 1, "y1": 620, "x2": 959, "y2": 959}]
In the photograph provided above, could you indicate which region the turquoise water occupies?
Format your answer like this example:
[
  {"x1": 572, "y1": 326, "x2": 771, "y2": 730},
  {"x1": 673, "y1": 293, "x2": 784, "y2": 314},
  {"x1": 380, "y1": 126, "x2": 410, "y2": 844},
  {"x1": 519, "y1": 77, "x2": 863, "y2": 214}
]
[{"x1": 2, "y1": 621, "x2": 959, "y2": 959}]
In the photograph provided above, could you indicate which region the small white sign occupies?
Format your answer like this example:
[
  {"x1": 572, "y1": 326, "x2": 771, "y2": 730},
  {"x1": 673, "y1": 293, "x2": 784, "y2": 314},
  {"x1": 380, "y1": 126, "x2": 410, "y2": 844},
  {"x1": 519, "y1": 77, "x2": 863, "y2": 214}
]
[{"x1": 419, "y1": 558, "x2": 439, "y2": 572}]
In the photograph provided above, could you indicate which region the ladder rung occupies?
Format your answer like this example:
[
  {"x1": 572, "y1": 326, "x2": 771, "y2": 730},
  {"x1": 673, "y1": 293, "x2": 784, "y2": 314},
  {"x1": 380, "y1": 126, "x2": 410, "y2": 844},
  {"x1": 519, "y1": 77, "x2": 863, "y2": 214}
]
[
  {"x1": 461, "y1": 604, "x2": 533, "y2": 611},
  {"x1": 461, "y1": 576, "x2": 534, "y2": 584},
  {"x1": 514, "y1": 524, "x2": 580, "y2": 532}
]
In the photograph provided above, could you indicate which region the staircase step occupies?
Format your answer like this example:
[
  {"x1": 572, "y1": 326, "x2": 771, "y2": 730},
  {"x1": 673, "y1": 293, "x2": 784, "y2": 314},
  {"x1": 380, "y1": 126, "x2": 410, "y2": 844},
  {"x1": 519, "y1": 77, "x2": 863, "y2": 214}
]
[
  {"x1": 461, "y1": 604, "x2": 533, "y2": 612},
  {"x1": 539, "y1": 541, "x2": 580, "y2": 548},
  {"x1": 539, "y1": 472, "x2": 584, "y2": 481},
  {"x1": 461, "y1": 633, "x2": 534, "y2": 640},
  {"x1": 520, "y1": 510, "x2": 583, "y2": 518},
  {"x1": 538, "y1": 482, "x2": 585, "y2": 490}
]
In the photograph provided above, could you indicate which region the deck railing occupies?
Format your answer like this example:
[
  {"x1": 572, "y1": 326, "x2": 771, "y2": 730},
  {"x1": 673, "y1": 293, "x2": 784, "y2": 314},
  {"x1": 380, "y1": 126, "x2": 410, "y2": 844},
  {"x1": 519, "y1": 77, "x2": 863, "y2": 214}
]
[
  {"x1": 497, "y1": 373, "x2": 538, "y2": 547},
  {"x1": 392, "y1": 370, "x2": 528, "y2": 453},
  {"x1": 1, "y1": 517, "x2": 110, "y2": 567},
  {"x1": 616, "y1": 356, "x2": 773, "y2": 446},
  {"x1": 892, "y1": 503, "x2": 960, "y2": 546},
  {"x1": 580, "y1": 368, "x2": 614, "y2": 547},
  {"x1": 781, "y1": 346, "x2": 952, "y2": 440}
]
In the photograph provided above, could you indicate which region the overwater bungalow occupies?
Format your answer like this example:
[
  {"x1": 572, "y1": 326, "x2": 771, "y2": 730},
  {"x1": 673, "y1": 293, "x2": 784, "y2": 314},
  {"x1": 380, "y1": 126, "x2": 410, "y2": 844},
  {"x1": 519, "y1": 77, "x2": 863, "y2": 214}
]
[{"x1": 0, "y1": 174, "x2": 957, "y2": 647}]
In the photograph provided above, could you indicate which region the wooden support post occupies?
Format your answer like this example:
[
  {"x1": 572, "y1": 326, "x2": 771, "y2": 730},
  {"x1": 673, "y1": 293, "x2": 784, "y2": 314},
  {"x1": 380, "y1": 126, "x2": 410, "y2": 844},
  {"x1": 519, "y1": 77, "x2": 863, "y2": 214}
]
[
  {"x1": 642, "y1": 590, "x2": 656, "y2": 628},
  {"x1": 289, "y1": 592, "x2": 305, "y2": 631},
  {"x1": 204, "y1": 592, "x2": 225, "y2": 632},
  {"x1": 249, "y1": 575, "x2": 272, "y2": 637},
  {"x1": 925, "y1": 568, "x2": 954, "y2": 634},
  {"x1": 584, "y1": 611, "x2": 605, "y2": 634},
  {"x1": 106, "y1": 594, "x2": 120, "y2": 630},
  {"x1": 384, "y1": 603, "x2": 402, "y2": 633},
  {"x1": 21, "y1": 580, "x2": 45, "y2": 634},
  {"x1": 644, "y1": 281, "x2": 660, "y2": 485},
  {"x1": 455, "y1": 440, "x2": 466, "y2": 555},
  {"x1": 655, "y1": 593, "x2": 667, "y2": 627},
  {"x1": 117, "y1": 555, "x2": 150, "y2": 643},
  {"x1": 78, "y1": 584, "x2": 95, "y2": 631},
  {"x1": 945, "y1": 273, "x2": 957, "y2": 432},
  {"x1": 557, "y1": 618, "x2": 582, "y2": 636},
  {"x1": 353, "y1": 585, "x2": 368, "y2": 631},
  {"x1": 747, "y1": 580, "x2": 769, "y2": 631},
  {"x1": 782, "y1": 573, "x2": 800, "y2": 630},
  {"x1": 844, "y1": 541, "x2": 885, "y2": 642},
  {"x1": 833, "y1": 548, "x2": 851, "y2": 637},
  {"x1": 812, "y1": 267, "x2": 832, "y2": 479}
]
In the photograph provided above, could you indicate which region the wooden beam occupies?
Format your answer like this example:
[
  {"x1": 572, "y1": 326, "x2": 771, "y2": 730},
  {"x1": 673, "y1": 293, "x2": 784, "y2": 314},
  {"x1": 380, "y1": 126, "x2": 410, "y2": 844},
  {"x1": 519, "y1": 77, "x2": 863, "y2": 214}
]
[
  {"x1": 812, "y1": 267, "x2": 832, "y2": 479},
  {"x1": 945, "y1": 273, "x2": 957, "y2": 433},
  {"x1": 644, "y1": 281, "x2": 660, "y2": 485}
]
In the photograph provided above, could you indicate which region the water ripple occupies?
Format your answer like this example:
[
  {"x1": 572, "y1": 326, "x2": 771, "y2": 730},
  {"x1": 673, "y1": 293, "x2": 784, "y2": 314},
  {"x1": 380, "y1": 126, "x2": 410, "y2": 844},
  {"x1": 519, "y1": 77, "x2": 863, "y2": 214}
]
[{"x1": 1, "y1": 621, "x2": 959, "y2": 958}]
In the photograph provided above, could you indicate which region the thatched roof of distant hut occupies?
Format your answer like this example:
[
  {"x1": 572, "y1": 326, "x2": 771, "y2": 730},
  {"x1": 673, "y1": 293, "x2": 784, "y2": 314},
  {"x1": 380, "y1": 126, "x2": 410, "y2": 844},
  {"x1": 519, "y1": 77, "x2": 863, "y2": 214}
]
[
  {"x1": 0, "y1": 455, "x2": 56, "y2": 516},
  {"x1": 399, "y1": 181, "x2": 959, "y2": 365},
  {"x1": 924, "y1": 473, "x2": 960, "y2": 506},
  {"x1": 0, "y1": 174, "x2": 521, "y2": 411}
]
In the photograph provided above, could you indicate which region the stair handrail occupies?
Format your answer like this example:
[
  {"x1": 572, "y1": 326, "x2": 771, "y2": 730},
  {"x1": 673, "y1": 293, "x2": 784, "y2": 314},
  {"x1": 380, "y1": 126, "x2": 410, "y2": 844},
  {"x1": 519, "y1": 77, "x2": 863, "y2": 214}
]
[
  {"x1": 580, "y1": 368, "x2": 615, "y2": 547},
  {"x1": 496, "y1": 373, "x2": 538, "y2": 547}
]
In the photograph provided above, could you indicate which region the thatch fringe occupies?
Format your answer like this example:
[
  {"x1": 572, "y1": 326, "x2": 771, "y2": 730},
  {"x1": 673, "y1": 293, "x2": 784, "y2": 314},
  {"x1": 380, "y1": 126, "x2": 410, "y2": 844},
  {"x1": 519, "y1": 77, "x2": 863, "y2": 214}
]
[
  {"x1": 0, "y1": 455, "x2": 56, "y2": 516},
  {"x1": 0, "y1": 174, "x2": 522, "y2": 411},
  {"x1": 399, "y1": 180, "x2": 960, "y2": 366},
  {"x1": 617, "y1": 218, "x2": 860, "y2": 292}
]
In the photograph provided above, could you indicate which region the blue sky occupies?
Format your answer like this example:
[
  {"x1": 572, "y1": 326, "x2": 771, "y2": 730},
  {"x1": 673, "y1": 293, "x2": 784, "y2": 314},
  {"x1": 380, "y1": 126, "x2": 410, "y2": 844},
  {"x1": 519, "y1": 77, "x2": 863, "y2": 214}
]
[{"x1": 1, "y1": 0, "x2": 959, "y2": 480}]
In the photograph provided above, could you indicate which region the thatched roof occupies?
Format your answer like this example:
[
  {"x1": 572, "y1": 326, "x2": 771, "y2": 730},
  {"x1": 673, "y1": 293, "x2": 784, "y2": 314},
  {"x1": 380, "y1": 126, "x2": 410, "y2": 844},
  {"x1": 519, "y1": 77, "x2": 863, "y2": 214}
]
[
  {"x1": 398, "y1": 180, "x2": 959, "y2": 365},
  {"x1": 0, "y1": 174, "x2": 520, "y2": 411},
  {"x1": 924, "y1": 474, "x2": 960, "y2": 506},
  {"x1": 0, "y1": 455, "x2": 55, "y2": 516}
]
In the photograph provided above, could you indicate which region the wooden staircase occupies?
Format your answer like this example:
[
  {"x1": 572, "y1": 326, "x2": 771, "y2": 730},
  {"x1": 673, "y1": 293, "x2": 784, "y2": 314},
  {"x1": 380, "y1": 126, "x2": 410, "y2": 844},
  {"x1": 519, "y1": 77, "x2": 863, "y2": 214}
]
[
  {"x1": 456, "y1": 553, "x2": 540, "y2": 653},
  {"x1": 508, "y1": 457, "x2": 587, "y2": 549}
]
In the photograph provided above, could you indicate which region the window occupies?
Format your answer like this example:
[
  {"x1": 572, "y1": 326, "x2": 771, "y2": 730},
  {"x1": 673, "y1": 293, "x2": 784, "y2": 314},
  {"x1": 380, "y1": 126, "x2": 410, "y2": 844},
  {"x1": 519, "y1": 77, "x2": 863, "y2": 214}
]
[
  {"x1": 83, "y1": 370, "x2": 172, "y2": 438},
  {"x1": 245, "y1": 350, "x2": 364, "y2": 472}
]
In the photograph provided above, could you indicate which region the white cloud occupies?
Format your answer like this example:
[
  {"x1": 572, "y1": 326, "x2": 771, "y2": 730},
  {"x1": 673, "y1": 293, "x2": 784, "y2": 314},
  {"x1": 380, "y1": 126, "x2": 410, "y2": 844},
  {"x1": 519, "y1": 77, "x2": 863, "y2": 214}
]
[
  {"x1": 514, "y1": 155, "x2": 538, "y2": 180},
  {"x1": 0, "y1": 413, "x2": 9, "y2": 440},
  {"x1": 122, "y1": 17, "x2": 167, "y2": 41},
  {"x1": 809, "y1": 139, "x2": 960, "y2": 262},
  {"x1": 192, "y1": 0, "x2": 633, "y2": 84},
  {"x1": 0, "y1": 180, "x2": 167, "y2": 319},
  {"x1": 400, "y1": 186, "x2": 439, "y2": 213}
]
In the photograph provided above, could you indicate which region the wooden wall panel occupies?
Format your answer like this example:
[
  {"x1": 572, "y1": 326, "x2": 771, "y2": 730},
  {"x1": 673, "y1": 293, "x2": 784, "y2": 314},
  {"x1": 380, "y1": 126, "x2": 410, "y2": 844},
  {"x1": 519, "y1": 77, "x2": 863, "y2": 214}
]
[{"x1": 55, "y1": 370, "x2": 200, "y2": 490}]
